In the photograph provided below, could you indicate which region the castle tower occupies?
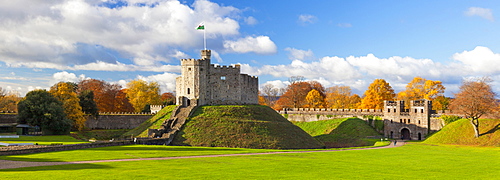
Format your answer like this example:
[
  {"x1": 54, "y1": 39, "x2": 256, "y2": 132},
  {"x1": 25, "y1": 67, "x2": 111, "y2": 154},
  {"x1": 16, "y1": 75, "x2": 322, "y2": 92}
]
[{"x1": 176, "y1": 50, "x2": 211, "y2": 106}]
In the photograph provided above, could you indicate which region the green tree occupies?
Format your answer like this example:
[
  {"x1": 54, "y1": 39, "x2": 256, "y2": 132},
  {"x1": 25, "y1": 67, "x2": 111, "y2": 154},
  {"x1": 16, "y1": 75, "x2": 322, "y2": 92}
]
[
  {"x1": 50, "y1": 82, "x2": 87, "y2": 131},
  {"x1": 78, "y1": 90, "x2": 99, "y2": 118},
  {"x1": 17, "y1": 90, "x2": 71, "y2": 135}
]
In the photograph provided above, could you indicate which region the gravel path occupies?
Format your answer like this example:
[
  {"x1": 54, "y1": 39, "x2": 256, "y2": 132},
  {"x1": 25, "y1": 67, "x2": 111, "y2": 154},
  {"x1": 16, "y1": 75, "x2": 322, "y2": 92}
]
[{"x1": 0, "y1": 140, "x2": 405, "y2": 170}]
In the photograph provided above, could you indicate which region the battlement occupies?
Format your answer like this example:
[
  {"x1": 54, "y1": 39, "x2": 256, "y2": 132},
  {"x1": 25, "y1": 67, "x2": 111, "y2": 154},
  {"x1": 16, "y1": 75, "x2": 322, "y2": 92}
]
[{"x1": 212, "y1": 64, "x2": 241, "y2": 70}]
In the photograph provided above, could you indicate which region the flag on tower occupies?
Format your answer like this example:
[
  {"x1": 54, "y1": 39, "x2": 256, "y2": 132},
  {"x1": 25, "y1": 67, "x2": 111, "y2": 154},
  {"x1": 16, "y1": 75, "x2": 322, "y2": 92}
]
[{"x1": 196, "y1": 22, "x2": 205, "y2": 30}]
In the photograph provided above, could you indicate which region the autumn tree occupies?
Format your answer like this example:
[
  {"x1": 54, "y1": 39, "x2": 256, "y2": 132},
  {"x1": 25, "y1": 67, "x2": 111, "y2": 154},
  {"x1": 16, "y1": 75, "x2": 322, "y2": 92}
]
[
  {"x1": 17, "y1": 90, "x2": 71, "y2": 135},
  {"x1": 397, "y1": 77, "x2": 445, "y2": 103},
  {"x1": 0, "y1": 88, "x2": 21, "y2": 112},
  {"x1": 78, "y1": 79, "x2": 133, "y2": 112},
  {"x1": 126, "y1": 79, "x2": 162, "y2": 112},
  {"x1": 432, "y1": 95, "x2": 450, "y2": 111},
  {"x1": 50, "y1": 82, "x2": 87, "y2": 131},
  {"x1": 161, "y1": 92, "x2": 176, "y2": 105},
  {"x1": 359, "y1": 79, "x2": 396, "y2": 109},
  {"x1": 449, "y1": 77, "x2": 497, "y2": 138},
  {"x1": 325, "y1": 85, "x2": 361, "y2": 109},
  {"x1": 274, "y1": 81, "x2": 325, "y2": 110},
  {"x1": 305, "y1": 89, "x2": 326, "y2": 108}
]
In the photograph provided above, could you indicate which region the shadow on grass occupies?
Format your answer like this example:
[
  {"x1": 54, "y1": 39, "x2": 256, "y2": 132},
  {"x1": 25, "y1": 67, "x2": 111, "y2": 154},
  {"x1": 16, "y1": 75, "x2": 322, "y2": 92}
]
[
  {"x1": 480, "y1": 123, "x2": 500, "y2": 136},
  {"x1": 76, "y1": 145, "x2": 253, "y2": 152},
  {"x1": 0, "y1": 157, "x2": 63, "y2": 162},
  {"x1": 0, "y1": 163, "x2": 112, "y2": 172}
]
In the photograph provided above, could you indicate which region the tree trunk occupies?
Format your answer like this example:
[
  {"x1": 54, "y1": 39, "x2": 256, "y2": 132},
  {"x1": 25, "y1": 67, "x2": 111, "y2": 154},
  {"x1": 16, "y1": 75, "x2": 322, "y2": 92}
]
[{"x1": 470, "y1": 118, "x2": 480, "y2": 138}]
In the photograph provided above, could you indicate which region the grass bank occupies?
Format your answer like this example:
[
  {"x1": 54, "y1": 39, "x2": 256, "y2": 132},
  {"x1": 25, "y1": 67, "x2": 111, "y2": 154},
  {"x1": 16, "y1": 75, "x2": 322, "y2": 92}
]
[
  {"x1": 122, "y1": 105, "x2": 177, "y2": 137},
  {"x1": 292, "y1": 118, "x2": 382, "y2": 147},
  {"x1": 425, "y1": 118, "x2": 500, "y2": 146}
]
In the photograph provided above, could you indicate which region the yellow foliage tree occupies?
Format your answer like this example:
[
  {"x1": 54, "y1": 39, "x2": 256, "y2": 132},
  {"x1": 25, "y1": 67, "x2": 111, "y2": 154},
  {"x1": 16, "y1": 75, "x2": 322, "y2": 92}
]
[
  {"x1": 325, "y1": 85, "x2": 361, "y2": 109},
  {"x1": 126, "y1": 80, "x2": 162, "y2": 112},
  {"x1": 397, "y1": 77, "x2": 445, "y2": 104},
  {"x1": 359, "y1": 79, "x2": 396, "y2": 109},
  {"x1": 50, "y1": 82, "x2": 86, "y2": 131},
  {"x1": 305, "y1": 89, "x2": 325, "y2": 108}
]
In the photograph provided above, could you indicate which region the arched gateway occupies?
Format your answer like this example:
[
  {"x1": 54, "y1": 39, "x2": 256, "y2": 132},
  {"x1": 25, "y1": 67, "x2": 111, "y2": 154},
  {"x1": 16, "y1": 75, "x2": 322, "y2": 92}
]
[{"x1": 401, "y1": 128, "x2": 411, "y2": 140}]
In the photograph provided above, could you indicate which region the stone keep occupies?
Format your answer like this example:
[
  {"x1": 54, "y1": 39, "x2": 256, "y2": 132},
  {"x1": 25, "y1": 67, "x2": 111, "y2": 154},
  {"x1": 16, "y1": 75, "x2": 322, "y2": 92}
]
[{"x1": 176, "y1": 50, "x2": 258, "y2": 106}]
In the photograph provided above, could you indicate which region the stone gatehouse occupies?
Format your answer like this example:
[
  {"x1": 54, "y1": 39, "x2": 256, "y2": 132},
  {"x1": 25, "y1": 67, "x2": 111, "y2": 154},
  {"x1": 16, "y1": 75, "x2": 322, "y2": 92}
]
[
  {"x1": 175, "y1": 50, "x2": 258, "y2": 106},
  {"x1": 383, "y1": 100, "x2": 443, "y2": 140}
]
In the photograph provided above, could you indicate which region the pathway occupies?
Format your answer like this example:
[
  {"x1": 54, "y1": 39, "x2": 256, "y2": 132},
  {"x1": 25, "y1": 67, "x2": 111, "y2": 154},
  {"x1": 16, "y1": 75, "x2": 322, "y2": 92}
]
[{"x1": 0, "y1": 140, "x2": 405, "y2": 170}]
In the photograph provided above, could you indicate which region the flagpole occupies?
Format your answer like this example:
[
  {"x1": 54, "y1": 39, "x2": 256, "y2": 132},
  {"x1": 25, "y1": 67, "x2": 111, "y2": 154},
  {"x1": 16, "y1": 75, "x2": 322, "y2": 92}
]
[{"x1": 204, "y1": 27, "x2": 206, "y2": 50}]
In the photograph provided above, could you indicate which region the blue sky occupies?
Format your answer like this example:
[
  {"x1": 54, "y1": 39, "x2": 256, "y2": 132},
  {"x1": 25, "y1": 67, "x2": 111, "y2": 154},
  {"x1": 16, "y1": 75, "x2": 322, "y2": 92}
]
[{"x1": 1, "y1": 0, "x2": 500, "y2": 96}]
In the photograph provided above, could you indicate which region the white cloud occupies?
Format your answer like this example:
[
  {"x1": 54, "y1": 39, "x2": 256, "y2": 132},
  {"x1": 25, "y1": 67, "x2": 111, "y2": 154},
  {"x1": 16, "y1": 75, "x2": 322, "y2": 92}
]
[
  {"x1": 465, "y1": 7, "x2": 494, "y2": 21},
  {"x1": 51, "y1": 71, "x2": 88, "y2": 85},
  {"x1": 135, "y1": 72, "x2": 180, "y2": 93},
  {"x1": 0, "y1": 0, "x2": 273, "y2": 70},
  {"x1": 298, "y1": 14, "x2": 317, "y2": 25},
  {"x1": 223, "y1": 36, "x2": 277, "y2": 55},
  {"x1": 452, "y1": 46, "x2": 500, "y2": 74},
  {"x1": 284, "y1": 47, "x2": 315, "y2": 60},
  {"x1": 244, "y1": 16, "x2": 258, "y2": 25}
]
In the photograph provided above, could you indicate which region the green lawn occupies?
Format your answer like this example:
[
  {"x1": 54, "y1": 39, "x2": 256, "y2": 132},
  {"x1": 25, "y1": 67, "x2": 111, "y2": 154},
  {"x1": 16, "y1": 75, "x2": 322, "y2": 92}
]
[
  {"x1": 1, "y1": 143, "x2": 499, "y2": 179},
  {"x1": 0, "y1": 135, "x2": 87, "y2": 145}
]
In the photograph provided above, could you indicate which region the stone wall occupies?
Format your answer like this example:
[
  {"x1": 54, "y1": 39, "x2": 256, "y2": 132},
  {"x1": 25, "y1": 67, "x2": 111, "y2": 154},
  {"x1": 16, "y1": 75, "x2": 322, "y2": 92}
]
[
  {"x1": 0, "y1": 114, "x2": 17, "y2": 124},
  {"x1": 1, "y1": 114, "x2": 151, "y2": 130},
  {"x1": 85, "y1": 114, "x2": 151, "y2": 129}
]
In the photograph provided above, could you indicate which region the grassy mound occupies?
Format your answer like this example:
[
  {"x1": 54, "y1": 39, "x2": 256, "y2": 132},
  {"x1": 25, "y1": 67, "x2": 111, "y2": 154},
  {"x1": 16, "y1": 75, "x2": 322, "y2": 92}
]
[
  {"x1": 123, "y1": 105, "x2": 177, "y2": 138},
  {"x1": 172, "y1": 105, "x2": 324, "y2": 149},
  {"x1": 425, "y1": 119, "x2": 500, "y2": 146},
  {"x1": 292, "y1": 118, "x2": 382, "y2": 148}
]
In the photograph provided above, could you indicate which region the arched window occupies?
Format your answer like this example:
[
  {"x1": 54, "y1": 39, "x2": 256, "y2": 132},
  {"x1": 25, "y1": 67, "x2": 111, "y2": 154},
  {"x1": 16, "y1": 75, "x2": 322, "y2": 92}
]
[
  {"x1": 187, "y1": 88, "x2": 190, "y2": 94},
  {"x1": 408, "y1": 119, "x2": 411, "y2": 123}
]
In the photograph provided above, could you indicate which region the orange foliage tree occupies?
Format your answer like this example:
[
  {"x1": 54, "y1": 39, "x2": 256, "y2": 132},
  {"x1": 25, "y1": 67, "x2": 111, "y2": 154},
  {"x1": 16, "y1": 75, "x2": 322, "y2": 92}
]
[
  {"x1": 449, "y1": 77, "x2": 497, "y2": 138},
  {"x1": 397, "y1": 77, "x2": 445, "y2": 103},
  {"x1": 274, "y1": 81, "x2": 325, "y2": 110},
  {"x1": 325, "y1": 85, "x2": 361, "y2": 109},
  {"x1": 305, "y1": 89, "x2": 326, "y2": 108},
  {"x1": 161, "y1": 92, "x2": 176, "y2": 105},
  {"x1": 0, "y1": 87, "x2": 21, "y2": 112},
  {"x1": 359, "y1": 79, "x2": 396, "y2": 109},
  {"x1": 50, "y1": 82, "x2": 86, "y2": 131},
  {"x1": 78, "y1": 79, "x2": 133, "y2": 112}
]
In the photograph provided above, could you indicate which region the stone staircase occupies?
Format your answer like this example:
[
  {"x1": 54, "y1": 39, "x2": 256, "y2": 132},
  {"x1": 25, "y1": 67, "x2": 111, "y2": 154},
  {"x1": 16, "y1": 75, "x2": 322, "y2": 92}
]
[{"x1": 146, "y1": 105, "x2": 197, "y2": 145}]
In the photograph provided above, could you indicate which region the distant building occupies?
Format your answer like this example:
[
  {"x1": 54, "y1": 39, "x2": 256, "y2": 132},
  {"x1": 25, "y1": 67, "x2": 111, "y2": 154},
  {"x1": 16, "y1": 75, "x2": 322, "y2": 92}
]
[
  {"x1": 383, "y1": 100, "x2": 443, "y2": 140},
  {"x1": 176, "y1": 50, "x2": 258, "y2": 106}
]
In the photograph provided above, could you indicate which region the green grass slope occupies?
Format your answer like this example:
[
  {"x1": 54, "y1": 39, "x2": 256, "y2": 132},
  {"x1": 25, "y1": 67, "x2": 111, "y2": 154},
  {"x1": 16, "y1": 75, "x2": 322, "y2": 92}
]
[
  {"x1": 122, "y1": 105, "x2": 177, "y2": 138},
  {"x1": 292, "y1": 118, "x2": 382, "y2": 148},
  {"x1": 172, "y1": 105, "x2": 324, "y2": 149},
  {"x1": 425, "y1": 119, "x2": 500, "y2": 146}
]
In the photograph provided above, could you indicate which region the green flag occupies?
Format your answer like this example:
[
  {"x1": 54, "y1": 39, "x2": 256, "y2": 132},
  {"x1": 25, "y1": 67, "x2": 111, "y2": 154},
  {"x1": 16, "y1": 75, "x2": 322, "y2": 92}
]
[{"x1": 196, "y1": 22, "x2": 205, "y2": 30}]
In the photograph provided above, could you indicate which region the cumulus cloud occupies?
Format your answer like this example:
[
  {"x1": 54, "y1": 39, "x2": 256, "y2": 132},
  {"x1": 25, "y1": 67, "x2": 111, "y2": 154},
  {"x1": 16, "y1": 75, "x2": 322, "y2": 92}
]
[
  {"x1": 223, "y1": 36, "x2": 277, "y2": 55},
  {"x1": 244, "y1": 16, "x2": 258, "y2": 25},
  {"x1": 135, "y1": 72, "x2": 180, "y2": 93},
  {"x1": 452, "y1": 46, "x2": 500, "y2": 74},
  {"x1": 51, "y1": 71, "x2": 88, "y2": 85},
  {"x1": 284, "y1": 47, "x2": 315, "y2": 60},
  {"x1": 0, "y1": 0, "x2": 274, "y2": 71},
  {"x1": 465, "y1": 7, "x2": 494, "y2": 21},
  {"x1": 297, "y1": 14, "x2": 317, "y2": 25}
]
